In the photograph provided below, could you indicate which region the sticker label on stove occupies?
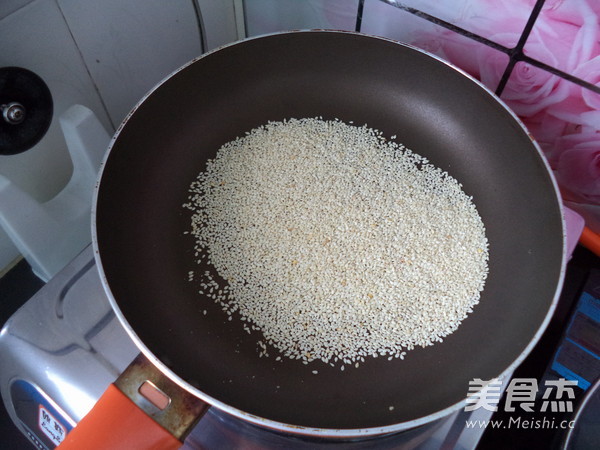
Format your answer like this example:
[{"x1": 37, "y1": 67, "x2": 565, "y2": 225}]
[
  {"x1": 10, "y1": 379, "x2": 74, "y2": 449},
  {"x1": 38, "y1": 405, "x2": 66, "y2": 446}
]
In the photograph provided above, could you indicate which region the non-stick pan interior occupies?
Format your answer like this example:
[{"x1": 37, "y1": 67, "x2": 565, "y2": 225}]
[{"x1": 95, "y1": 31, "x2": 564, "y2": 431}]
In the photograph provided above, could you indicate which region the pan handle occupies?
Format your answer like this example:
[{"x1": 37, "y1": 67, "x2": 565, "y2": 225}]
[{"x1": 57, "y1": 354, "x2": 210, "y2": 449}]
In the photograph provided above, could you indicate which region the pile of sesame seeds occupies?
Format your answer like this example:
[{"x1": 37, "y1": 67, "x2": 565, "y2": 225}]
[{"x1": 184, "y1": 117, "x2": 489, "y2": 367}]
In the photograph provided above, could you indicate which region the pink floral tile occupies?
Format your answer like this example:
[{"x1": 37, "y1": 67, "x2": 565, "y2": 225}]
[
  {"x1": 524, "y1": 0, "x2": 600, "y2": 85},
  {"x1": 500, "y1": 65, "x2": 599, "y2": 228}
]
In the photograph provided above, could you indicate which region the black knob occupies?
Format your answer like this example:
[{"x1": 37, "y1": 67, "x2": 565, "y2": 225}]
[{"x1": 0, "y1": 67, "x2": 53, "y2": 155}]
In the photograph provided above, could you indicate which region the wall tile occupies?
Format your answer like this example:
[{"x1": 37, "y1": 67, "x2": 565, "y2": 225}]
[
  {"x1": 524, "y1": 0, "x2": 600, "y2": 85},
  {"x1": 57, "y1": 0, "x2": 202, "y2": 125}
]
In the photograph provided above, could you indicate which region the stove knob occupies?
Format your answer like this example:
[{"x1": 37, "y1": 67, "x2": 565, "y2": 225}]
[
  {"x1": 0, "y1": 67, "x2": 53, "y2": 155},
  {"x1": 2, "y1": 102, "x2": 26, "y2": 125}
]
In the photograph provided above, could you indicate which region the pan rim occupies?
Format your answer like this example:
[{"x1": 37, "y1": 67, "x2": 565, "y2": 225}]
[{"x1": 91, "y1": 29, "x2": 567, "y2": 437}]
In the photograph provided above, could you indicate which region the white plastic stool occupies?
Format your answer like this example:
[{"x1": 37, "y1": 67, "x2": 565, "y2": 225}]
[{"x1": 0, "y1": 105, "x2": 110, "y2": 281}]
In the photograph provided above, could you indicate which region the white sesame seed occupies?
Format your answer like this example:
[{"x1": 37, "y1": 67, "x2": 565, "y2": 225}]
[{"x1": 184, "y1": 118, "x2": 489, "y2": 367}]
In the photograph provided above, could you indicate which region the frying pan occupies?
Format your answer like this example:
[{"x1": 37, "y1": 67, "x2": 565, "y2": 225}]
[{"x1": 63, "y1": 31, "x2": 566, "y2": 446}]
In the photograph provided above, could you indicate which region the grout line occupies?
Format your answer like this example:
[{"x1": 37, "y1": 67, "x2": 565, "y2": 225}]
[
  {"x1": 495, "y1": 0, "x2": 546, "y2": 96},
  {"x1": 355, "y1": 0, "x2": 365, "y2": 32},
  {"x1": 519, "y1": 56, "x2": 600, "y2": 95}
]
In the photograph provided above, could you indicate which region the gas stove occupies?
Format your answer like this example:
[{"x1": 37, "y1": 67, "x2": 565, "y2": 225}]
[{"x1": 0, "y1": 245, "x2": 500, "y2": 449}]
